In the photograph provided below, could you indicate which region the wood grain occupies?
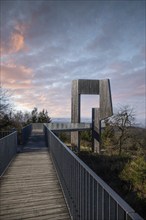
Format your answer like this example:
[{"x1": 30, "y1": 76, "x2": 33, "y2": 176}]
[{"x1": 0, "y1": 151, "x2": 71, "y2": 220}]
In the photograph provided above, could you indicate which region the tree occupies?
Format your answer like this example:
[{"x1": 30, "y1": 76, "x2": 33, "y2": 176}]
[
  {"x1": 0, "y1": 112, "x2": 13, "y2": 131},
  {"x1": 31, "y1": 107, "x2": 38, "y2": 123},
  {"x1": 120, "y1": 156, "x2": 146, "y2": 194},
  {"x1": 38, "y1": 109, "x2": 51, "y2": 123},
  {"x1": 102, "y1": 105, "x2": 135, "y2": 155},
  {"x1": 0, "y1": 87, "x2": 13, "y2": 118},
  {"x1": 30, "y1": 107, "x2": 51, "y2": 123},
  {"x1": 101, "y1": 119, "x2": 115, "y2": 153},
  {"x1": 23, "y1": 111, "x2": 31, "y2": 125},
  {"x1": 0, "y1": 87, "x2": 14, "y2": 131},
  {"x1": 112, "y1": 105, "x2": 135, "y2": 154},
  {"x1": 12, "y1": 110, "x2": 31, "y2": 130}
]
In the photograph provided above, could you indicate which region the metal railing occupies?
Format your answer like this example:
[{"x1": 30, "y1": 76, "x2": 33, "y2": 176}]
[
  {"x1": 21, "y1": 124, "x2": 32, "y2": 145},
  {"x1": 44, "y1": 124, "x2": 143, "y2": 220},
  {"x1": 46, "y1": 123, "x2": 92, "y2": 131},
  {"x1": 0, "y1": 131, "x2": 17, "y2": 176},
  {"x1": 0, "y1": 131, "x2": 12, "y2": 139},
  {"x1": 32, "y1": 123, "x2": 44, "y2": 131}
]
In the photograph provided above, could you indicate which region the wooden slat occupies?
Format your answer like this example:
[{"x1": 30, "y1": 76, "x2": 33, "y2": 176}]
[{"x1": 0, "y1": 151, "x2": 71, "y2": 220}]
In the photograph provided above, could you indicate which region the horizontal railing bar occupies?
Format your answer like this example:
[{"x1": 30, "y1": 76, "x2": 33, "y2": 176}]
[
  {"x1": 45, "y1": 123, "x2": 92, "y2": 131},
  {"x1": 0, "y1": 131, "x2": 15, "y2": 140}
]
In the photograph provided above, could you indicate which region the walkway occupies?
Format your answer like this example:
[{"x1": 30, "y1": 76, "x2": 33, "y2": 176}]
[{"x1": 0, "y1": 131, "x2": 71, "y2": 220}]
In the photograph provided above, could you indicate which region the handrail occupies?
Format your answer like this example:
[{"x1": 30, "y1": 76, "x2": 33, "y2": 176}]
[
  {"x1": 32, "y1": 123, "x2": 44, "y2": 131},
  {"x1": 46, "y1": 122, "x2": 92, "y2": 131},
  {"x1": 44, "y1": 124, "x2": 143, "y2": 220},
  {"x1": 0, "y1": 131, "x2": 17, "y2": 176},
  {"x1": 0, "y1": 124, "x2": 32, "y2": 176},
  {"x1": 21, "y1": 124, "x2": 32, "y2": 145},
  {"x1": 0, "y1": 131, "x2": 12, "y2": 139}
]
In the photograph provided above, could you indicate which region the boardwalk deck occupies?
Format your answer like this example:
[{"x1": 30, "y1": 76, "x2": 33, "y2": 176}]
[{"x1": 0, "y1": 132, "x2": 71, "y2": 220}]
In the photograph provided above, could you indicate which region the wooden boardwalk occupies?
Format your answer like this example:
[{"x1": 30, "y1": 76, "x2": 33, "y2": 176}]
[{"x1": 0, "y1": 132, "x2": 71, "y2": 220}]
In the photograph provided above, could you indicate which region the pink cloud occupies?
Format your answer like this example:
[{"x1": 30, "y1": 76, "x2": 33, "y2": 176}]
[
  {"x1": 1, "y1": 60, "x2": 34, "y2": 92},
  {"x1": 0, "y1": 23, "x2": 28, "y2": 56},
  {"x1": 11, "y1": 32, "x2": 24, "y2": 52},
  {"x1": 112, "y1": 85, "x2": 145, "y2": 104},
  {"x1": 1, "y1": 62, "x2": 33, "y2": 79}
]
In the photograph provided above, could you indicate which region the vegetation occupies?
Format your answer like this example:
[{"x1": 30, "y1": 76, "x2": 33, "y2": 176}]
[
  {"x1": 57, "y1": 130, "x2": 93, "y2": 151},
  {"x1": 120, "y1": 156, "x2": 146, "y2": 194},
  {"x1": 101, "y1": 105, "x2": 137, "y2": 155},
  {"x1": 0, "y1": 87, "x2": 51, "y2": 132},
  {"x1": 0, "y1": 108, "x2": 51, "y2": 132},
  {"x1": 80, "y1": 130, "x2": 92, "y2": 151},
  {"x1": 0, "y1": 87, "x2": 13, "y2": 114},
  {"x1": 30, "y1": 107, "x2": 51, "y2": 123},
  {"x1": 57, "y1": 132, "x2": 70, "y2": 144}
]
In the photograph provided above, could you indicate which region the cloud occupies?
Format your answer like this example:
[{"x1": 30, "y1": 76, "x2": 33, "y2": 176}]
[
  {"x1": 1, "y1": 62, "x2": 34, "y2": 89},
  {"x1": 11, "y1": 31, "x2": 24, "y2": 52},
  {"x1": 1, "y1": 0, "x2": 145, "y2": 123},
  {"x1": 1, "y1": 23, "x2": 27, "y2": 56}
]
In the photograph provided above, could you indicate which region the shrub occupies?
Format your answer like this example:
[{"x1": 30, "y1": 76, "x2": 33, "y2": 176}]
[{"x1": 120, "y1": 156, "x2": 146, "y2": 196}]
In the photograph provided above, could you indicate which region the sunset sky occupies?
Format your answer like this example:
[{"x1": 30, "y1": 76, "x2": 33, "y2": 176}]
[{"x1": 1, "y1": 0, "x2": 145, "y2": 125}]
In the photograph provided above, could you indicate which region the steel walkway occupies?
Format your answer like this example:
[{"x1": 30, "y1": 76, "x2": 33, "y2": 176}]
[{"x1": 0, "y1": 132, "x2": 71, "y2": 220}]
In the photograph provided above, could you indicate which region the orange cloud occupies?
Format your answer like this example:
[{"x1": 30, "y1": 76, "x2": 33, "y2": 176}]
[
  {"x1": 1, "y1": 23, "x2": 27, "y2": 56},
  {"x1": 11, "y1": 32, "x2": 24, "y2": 52}
]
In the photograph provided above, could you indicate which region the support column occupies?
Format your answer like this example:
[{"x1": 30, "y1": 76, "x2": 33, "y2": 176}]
[
  {"x1": 71, "y1": 80, "x2": 80, "y2": 152},
  {"x1": 92, "y1": 108, "x2": 101, "y2": 153}
]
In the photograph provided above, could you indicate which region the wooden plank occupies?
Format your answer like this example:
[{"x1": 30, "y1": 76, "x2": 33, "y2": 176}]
[{"x1": 0, "y1": 151, "x2": 71, "y2": 220}]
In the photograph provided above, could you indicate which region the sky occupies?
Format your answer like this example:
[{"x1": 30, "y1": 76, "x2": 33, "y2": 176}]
[{"x1": 0, "y1": 0, "x2": 146, "y2": 125}]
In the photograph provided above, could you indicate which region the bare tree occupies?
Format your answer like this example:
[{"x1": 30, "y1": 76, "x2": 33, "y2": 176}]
[
  {"x1": 0, "y1": 87, "x2": 13, "y2": 117},
  {"x1": 113, "y1": 106, "x2": 135, "y2": 154},
  {"x1": 103, "y1": 105, "x2": 135, "y2": 155}
]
